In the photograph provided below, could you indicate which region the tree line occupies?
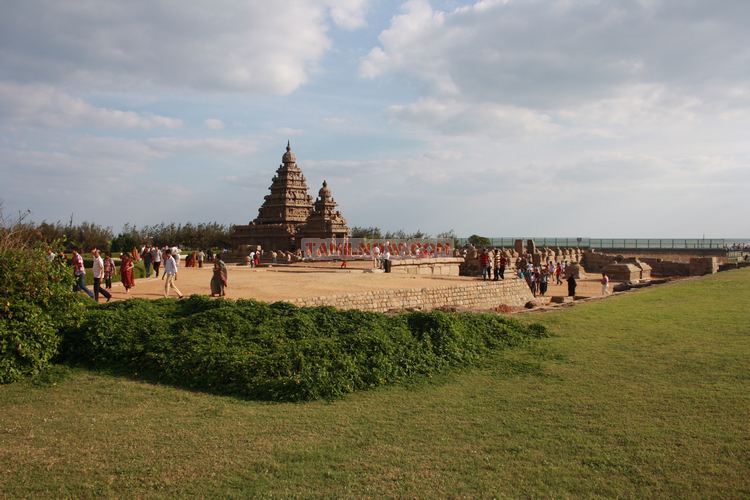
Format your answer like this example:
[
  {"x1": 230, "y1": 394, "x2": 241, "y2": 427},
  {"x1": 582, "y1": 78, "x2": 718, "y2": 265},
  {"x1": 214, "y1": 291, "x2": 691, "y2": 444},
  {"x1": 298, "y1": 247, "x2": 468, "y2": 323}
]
[
  {"x1": 2, "y1": 211, "x2": 232, "y2": 252},
  {"x1": 350, "y1": 226, "x2": 458, "y2": 241}
]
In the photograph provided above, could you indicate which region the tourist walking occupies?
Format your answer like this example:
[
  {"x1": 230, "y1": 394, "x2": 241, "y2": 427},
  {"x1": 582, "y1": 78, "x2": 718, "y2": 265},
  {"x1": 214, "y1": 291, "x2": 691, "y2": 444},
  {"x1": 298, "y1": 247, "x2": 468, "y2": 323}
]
[
  {"x1": 480, "y1": 250, "x2": 490, "y2": 280},
  {"x1": 601, "y1": 272, "x2": 610, "y2": 296},
  {"x1": 142, "y1": 245, "x2": 153, "y2": 277},
  {"x1": 493, "y1": 251, "x2": 502, "y2": 281},
  {"x1": 120, "y1": 252, "x2": 135, "y2": 293},
  {"x1": 555, "y1": 263, "x2": 563, "y2": 285},
  {"x1": 567, "y1": 274, "x2": 577, "y2": 297},
  {"x1": 249, "y1": 250, "x2": 256, "y2": 268},
  {"x1": 151, "y1": 246, "x2": 161, "y2": 277},
  {"x1": 499, "y1": 255, "x2": 507, "y2": 280},
  {"x1": 210, "y1": 256, "x2": 228, "y2": 297},
  {"x1": 163, "y1": 251, "x2": 183, "y2": 299},
  {"x1": 198, "y1": 250, "x2": 205, "y2": 268},
  {"x1": 71, "y1": 248, "x2": 94, "y2": 299},
  {"x1": 103, "y1": 252, "x2": 116, "y2": 289},
  {"x1": 91, "y1": 249, "x2": 112, "y2": 302}
]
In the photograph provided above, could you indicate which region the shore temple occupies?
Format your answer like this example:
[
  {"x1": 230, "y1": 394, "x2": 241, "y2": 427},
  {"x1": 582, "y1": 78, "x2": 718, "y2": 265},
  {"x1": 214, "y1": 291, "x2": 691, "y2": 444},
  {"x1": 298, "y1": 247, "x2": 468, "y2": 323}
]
[{"x1": 231, "y1": 142, "x2": 350, "y2": 251}]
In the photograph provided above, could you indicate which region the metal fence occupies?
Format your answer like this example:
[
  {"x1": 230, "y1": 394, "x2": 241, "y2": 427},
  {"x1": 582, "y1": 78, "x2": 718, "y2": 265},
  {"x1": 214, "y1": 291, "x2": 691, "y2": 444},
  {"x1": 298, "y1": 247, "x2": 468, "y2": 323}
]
[{"x1": 456, "y1": 237, "x2": 727, "y2": 250}]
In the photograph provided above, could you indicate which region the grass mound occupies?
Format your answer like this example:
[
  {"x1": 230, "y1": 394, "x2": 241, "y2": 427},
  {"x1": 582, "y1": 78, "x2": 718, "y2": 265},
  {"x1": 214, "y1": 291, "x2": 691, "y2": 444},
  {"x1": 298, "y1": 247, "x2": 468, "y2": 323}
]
[{"x1": 61, "y1": 296, "x2": 547, "y2": 401}]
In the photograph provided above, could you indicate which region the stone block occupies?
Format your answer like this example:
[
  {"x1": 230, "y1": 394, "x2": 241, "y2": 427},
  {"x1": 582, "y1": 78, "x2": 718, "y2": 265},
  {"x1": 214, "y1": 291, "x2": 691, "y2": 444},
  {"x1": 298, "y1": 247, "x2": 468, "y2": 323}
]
[{"x1": 550, "y1": 296, "x2": 574, "y2": 304}]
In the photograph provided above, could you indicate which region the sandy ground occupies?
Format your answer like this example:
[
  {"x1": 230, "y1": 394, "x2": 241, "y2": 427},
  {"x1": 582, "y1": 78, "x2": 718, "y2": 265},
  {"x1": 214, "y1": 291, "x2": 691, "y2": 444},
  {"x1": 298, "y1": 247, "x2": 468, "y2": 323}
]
[{"x1": 100, "y1": 263, "x2": 615, "y2": 303}]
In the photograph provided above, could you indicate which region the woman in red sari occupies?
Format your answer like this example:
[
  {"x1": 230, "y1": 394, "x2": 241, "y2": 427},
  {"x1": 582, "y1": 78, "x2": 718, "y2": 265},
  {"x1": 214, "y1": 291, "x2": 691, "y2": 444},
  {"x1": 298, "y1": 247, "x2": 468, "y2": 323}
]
[{"x1": 120, "y1": 253, "x2": 135, "y2": 293}]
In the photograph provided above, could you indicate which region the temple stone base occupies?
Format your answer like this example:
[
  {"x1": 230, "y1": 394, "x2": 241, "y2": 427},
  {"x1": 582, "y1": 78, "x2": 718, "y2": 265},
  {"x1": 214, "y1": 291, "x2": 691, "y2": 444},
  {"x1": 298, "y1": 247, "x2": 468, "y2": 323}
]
[{"x1": 389, "y1": 257, "x2": 464, "y2": 276}]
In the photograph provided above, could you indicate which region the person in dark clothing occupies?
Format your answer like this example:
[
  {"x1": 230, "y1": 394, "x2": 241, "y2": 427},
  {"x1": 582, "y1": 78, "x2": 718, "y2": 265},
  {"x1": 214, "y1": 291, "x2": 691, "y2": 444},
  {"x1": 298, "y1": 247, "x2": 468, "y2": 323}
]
[
  {"x1": 567, "y1": 274, "x2": 577, "y2": 297},
  {"x1": 539, "y1": 271, "x2": 549, "y2": 296},
  {"x1": 142, "y1": 246, "x2": 153, "y2": 278}
]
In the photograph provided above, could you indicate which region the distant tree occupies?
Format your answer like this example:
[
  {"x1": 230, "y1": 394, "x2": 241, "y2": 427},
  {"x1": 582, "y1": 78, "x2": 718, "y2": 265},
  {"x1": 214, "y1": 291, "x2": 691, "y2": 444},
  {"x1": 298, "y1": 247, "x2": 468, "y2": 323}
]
[
  {"x1": 436, "y1": 229, "x2": 457, "y2": 246},
  {"x1": 467, "y1": 234, "x2": 491, "y2": 248},
  {"x1": 350, "y1": 226, "x2": 382, "y2": 239}
]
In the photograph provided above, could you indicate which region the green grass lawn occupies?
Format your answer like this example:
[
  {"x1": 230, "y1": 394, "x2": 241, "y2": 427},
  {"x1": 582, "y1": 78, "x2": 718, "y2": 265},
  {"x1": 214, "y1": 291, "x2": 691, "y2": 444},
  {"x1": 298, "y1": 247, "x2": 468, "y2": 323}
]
[{"x1": 1, "y1": 269, "x2": 749, "y2": 497}]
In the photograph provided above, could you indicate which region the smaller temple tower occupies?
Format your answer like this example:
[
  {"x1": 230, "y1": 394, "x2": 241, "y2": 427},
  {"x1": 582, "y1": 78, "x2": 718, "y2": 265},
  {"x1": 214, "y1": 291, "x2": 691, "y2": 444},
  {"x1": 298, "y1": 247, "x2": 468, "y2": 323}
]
[{"x1": 298, "y1": 180, "x2": 350, "y2": 240}]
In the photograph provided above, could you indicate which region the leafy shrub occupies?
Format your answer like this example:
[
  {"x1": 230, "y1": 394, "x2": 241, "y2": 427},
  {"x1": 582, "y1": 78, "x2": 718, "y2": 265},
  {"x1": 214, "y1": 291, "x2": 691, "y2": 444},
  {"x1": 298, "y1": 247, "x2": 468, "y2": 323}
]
[
  {"x1": 0, "y1": 221, "x2": 87, "y2": 383},
  {"x1": 61, "y1": 297, "x2": 548, "y2": 401}
]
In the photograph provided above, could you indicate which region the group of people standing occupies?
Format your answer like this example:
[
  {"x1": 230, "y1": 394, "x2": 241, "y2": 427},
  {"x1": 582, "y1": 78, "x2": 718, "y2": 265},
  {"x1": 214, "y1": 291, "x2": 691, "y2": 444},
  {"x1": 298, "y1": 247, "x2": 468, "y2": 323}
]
[
  {"x1": 517, "y1": 263, "x2": 559, "y2": 297},
  {"x1": 479, "y1": 250, "x2": 508, "y2": 280}
]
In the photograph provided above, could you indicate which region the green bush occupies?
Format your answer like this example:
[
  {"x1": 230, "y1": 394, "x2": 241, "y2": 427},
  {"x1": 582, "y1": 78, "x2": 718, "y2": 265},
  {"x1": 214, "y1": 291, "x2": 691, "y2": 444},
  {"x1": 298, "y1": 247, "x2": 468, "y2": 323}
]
[
  {"x1": 0, "y1": 243, "x2": 87, "y2": 383},
  {"x1": 61, "y1": 296, "x2": 547, "y2": 401}
]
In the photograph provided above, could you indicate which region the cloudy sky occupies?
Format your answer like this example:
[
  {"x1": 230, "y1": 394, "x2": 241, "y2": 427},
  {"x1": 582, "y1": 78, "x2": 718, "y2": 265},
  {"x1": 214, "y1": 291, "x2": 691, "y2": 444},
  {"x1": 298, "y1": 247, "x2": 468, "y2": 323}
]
[{"x1": 1, "y1": 0, "x2": 748, "y2": 238}]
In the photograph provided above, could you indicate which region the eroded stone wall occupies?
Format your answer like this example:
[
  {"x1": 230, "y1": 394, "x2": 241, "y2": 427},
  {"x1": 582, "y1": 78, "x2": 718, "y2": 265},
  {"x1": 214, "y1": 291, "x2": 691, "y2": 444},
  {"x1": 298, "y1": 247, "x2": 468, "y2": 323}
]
[{"x1": 288, "y1": 279, "x2": 535, "y2": 312}]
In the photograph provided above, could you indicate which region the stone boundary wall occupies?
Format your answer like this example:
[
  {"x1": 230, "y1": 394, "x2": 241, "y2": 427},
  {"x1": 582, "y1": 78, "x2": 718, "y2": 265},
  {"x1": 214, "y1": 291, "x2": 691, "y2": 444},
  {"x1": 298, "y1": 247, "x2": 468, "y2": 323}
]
[
  {"x1": 584, "y1": 250, "x2": 719, "y2": 277},
  {"x1": 602, "y1": 249, "x2": 727, "y2": 263},
  {"x1": 288, "y1": 279, "x2": 535, "y2": 312},
  {"x1": 641, "y1": 258, "x2": 690, "y2": 277}
]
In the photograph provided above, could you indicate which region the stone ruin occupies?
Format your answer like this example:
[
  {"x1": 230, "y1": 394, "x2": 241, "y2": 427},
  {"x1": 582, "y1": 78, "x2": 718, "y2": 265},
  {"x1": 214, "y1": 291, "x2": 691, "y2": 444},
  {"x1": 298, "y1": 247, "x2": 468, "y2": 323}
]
[{"x1": 459, "y1": 240, "x2": 583, "y2": 277}]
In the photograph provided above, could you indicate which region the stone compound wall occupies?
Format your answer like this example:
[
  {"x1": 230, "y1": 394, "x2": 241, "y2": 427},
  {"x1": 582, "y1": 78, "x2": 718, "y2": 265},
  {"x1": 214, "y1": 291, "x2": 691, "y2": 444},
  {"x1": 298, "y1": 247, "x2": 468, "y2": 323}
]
[{"x1": 288, "y1": 278, "x2": 535, "y2": 312}]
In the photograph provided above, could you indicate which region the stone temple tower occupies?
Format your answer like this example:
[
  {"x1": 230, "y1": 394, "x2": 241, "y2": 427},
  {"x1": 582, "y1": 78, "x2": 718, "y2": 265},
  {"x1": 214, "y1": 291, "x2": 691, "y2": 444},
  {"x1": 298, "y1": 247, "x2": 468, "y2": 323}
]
[
  {"x1": 254, "y1": 141, "x2": 314, "y2": 226},
  {"x1": 298, "y1": 180, "x2": 350, "y2": 240},
  {"x1": 231, "y1": 142, "x2": 315, "y2": 251}
]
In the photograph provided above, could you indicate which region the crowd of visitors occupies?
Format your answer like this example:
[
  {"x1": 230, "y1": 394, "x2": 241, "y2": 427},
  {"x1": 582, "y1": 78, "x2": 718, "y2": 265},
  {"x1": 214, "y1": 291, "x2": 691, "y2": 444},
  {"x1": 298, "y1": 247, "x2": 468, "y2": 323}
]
[
  {"x1": 514, "y1": 261, "x2": 563, "y2": 298},
  {"x1": 54, "y1": 244, "x2": 227, "y2": 302},
  {"x1": 56, "y1": 241, "x2": 616, "y2": 303},
  {"x1": 724, "y1": 242, "x2": 750, "y2": 251}
]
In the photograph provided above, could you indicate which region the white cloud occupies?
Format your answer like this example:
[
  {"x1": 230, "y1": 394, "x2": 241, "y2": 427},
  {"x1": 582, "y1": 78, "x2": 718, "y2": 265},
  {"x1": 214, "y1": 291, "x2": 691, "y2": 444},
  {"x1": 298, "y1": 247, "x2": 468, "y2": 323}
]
[
  {"x1": 389, "y1": 97, "x2": 558, "y2": 139},
  {"x1": 0, "y1": 83, "x2": 182, "y2": 129},
  {"x1": 362, "y1": 0, "x2": 750, "y2": 109},
  {"x1": 326, "y1": 0, "x2": 369, "y2": 29},
  {"x1": 204, "y1": 118, "x2": 225, "y2": 130},
  {"x1": 276, "y1": 127, "x2": 304, "y2": 137},
  {"x1": 0, "y1": 1, "x2": 371, "y2": 95},
  {"x1": 147, "y1": 137, "x2": 257, "y2": 156}
]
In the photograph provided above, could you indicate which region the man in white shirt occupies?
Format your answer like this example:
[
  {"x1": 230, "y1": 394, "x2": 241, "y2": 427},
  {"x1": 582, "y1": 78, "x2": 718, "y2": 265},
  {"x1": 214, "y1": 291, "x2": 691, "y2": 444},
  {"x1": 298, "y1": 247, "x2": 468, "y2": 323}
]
[
  {"x1": 91, "y1": 249, "x2": 112, "y2": 302},
  {"x1": 151, "y1": 246, "x2": 162, "y2": 277},
  {"x1": 163, "y1": 252, "x2": 184, "y2": 299}
]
